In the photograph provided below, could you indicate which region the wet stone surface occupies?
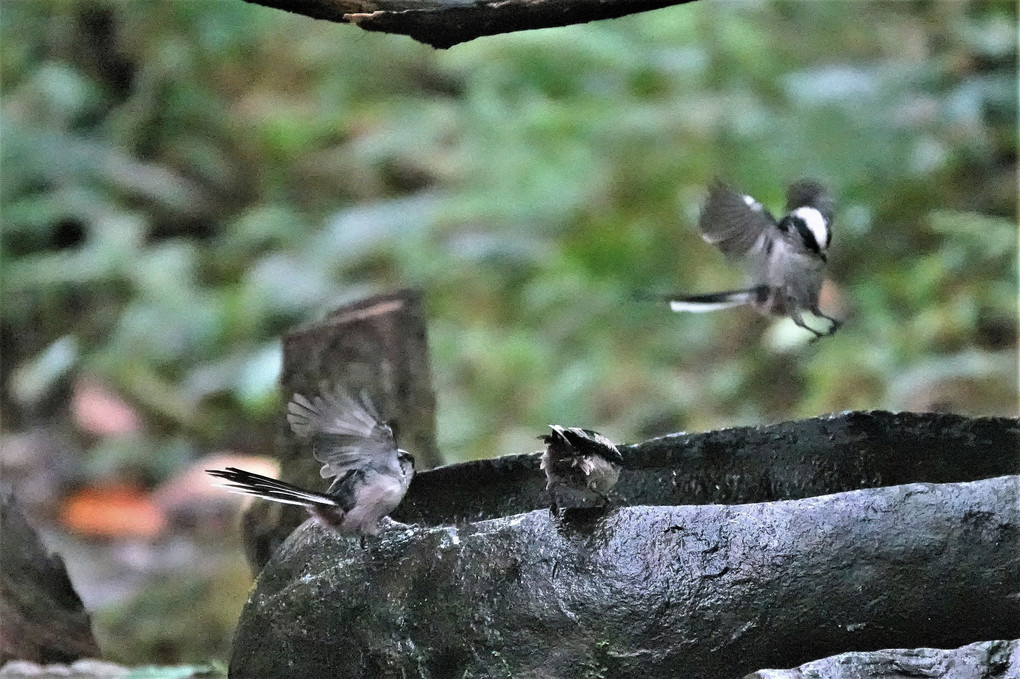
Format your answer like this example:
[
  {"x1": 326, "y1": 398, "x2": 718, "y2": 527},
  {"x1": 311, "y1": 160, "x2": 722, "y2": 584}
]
[
  {"x1": 394, "y1": 410, "x2": 1020, "y2": 524},
  {"x1": 746, "y1": 638, "x2": 1020, "y2": 679},
  {"x1": 230, "y1": 411, "x2": 1020, "y2": 678}
]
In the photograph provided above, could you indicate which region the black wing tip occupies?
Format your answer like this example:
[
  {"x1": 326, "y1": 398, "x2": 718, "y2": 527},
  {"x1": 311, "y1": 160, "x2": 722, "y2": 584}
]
[
  {"x1": 708, "y1": 175, "x2": 731, "y2": 189},
  {"x1": 553, "y1": 426, "x2": 623, "y2": 459},
  {"x1": 602, "y1": 447, "x2": 627, "y2": 467},
  {"x1": 206, "y1": 466, "x2": 242, "y2": 478},
  {"x1": 541, "y1": 424, "x2": 569, "y2": 443},
  {"x1": 786, "y1": 178, "x2": 833, "y2": 212},
  {"x1": 207, "y1": 466, "x2": 279, "y2": 484},
  {"x1": 705, "y1": 177, "x2": 736, "y2": 202},
  {"x1": 787, "y1": 177, "x2": 827, "y2": 193},
  {"x1": 708, "y1": 176, "x2": 754, "y2": 199},
  {"x1": 577, "y1": 427, "x2": 621, "y2": 448},
  {"x1": 576, "y1": 430, "x2": 625, "y2": 465}
]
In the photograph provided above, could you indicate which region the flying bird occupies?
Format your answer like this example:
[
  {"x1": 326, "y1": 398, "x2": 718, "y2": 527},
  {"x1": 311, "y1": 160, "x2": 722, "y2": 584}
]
[
  {"x1": 540, "y1": 425, "x2": 624, "y2": 515},
  {"x1": 652, "y1": 178, "x2": 842, "y2": 339},
  {"x1": 208, "y1": 384, "x2": 414, "y2": 537}
]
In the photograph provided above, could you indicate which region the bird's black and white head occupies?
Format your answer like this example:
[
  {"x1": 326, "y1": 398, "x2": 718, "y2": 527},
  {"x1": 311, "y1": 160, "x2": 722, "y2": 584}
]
[
  {"x1": 541, "y1": 426, "x2": 624, "y2": 494},
  {"x1": 779, "y1": 179, "x2": 834, "y2": 260},
  {"x1": 542, "y1": 426, "x2": 623, "y2": 463}
]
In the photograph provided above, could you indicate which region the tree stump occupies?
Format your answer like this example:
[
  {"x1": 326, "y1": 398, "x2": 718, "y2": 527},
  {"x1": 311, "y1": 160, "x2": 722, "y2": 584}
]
[
  {"x1": 0, "y1": 493, "x2": 99, "y2": 664},
  {"x1": 241, "y1": 288, "x2": 438, "y2": 571}
]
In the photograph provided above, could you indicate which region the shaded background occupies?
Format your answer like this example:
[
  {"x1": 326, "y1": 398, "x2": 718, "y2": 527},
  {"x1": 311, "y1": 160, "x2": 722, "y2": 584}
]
[{"x1": 1, "y1": 0, "x2": 1017, "y2": 666}]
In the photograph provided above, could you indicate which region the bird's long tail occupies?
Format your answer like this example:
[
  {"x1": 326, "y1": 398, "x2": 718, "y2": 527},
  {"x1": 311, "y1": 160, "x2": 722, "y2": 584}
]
[
  {"x1": 637, "y1": 286, "x2": 770, "y2": 313},
  {"x1": 207, "y1": 467, "x2": 337, "y2": 508}
]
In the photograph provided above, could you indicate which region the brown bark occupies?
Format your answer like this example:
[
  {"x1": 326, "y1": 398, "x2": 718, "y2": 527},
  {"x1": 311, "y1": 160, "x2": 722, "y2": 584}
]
[
  {"x1": 0, "y1": 493, "x2": 99, "y2": 664},
  {"x1": 242, "y1": 0, "x2": 699, "y2": 48}
]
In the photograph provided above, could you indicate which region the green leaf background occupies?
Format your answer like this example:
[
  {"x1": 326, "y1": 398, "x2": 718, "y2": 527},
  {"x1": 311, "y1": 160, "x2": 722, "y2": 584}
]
[{"x1": 2, "y1": 0, "x2": 1016, "y2": 471}]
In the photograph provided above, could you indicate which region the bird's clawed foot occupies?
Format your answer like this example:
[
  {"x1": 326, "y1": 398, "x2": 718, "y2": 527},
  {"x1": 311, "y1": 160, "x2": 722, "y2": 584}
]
[
  {"x1": 808, "y1": 319, "x2": 841, "y2": 343},
  {"x1": 812, "y1": 308, "x2": 843, "y2": 337},
  {"x1": 379, "y1": 516, "x2": 415, "y2": 531},
  {"x1": 798, "y1": 321, "x2": 827, "y2": 342},
  {"x1": 797, "y1": 311, "x2": 843, "y2": 342}
]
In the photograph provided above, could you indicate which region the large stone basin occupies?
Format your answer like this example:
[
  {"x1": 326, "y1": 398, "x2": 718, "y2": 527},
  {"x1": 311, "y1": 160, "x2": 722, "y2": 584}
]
[{"x1": 229, "y1": 411, "x2": 1020, "y2": 678}]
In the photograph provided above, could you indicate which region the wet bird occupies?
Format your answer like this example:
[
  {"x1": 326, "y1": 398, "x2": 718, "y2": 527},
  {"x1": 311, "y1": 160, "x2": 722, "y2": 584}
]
[
  {"x1": 540, "y1": 425, "x2": 624, "y2": 515},
  {"x1": 208, "y1": 384, "x2": 414, "y2": 537},
  {"x1": 651, "y1": 178, "x2": 841, "y2": 339}
]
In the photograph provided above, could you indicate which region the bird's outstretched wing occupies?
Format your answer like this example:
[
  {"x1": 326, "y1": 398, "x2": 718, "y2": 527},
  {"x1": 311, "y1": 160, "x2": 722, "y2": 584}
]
[
  {"x1": 698, "y1": 178, "x2": 776, "y2": 260},
  {"x1": 286, "y1": 383, "x2": 397, "y2": 485}
]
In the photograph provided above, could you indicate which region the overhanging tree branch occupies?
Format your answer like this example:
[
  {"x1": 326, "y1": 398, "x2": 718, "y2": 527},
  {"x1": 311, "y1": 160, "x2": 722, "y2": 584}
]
[{"x1": 243, "y1": 0, "x2": 699, "y2": 48}]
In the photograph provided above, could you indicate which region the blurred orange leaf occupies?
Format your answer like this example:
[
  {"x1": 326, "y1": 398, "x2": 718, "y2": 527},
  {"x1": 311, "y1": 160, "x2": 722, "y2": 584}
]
[{"x1": 61, "y1": 482, "x2": 166, "y2": 538}]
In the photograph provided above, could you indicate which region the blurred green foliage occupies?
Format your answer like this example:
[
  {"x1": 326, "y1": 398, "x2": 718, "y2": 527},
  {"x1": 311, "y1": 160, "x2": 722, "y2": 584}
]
[
  {"x1": 92, "y1": 560, "x2": 249, "y2": 666},
  {"x1": 1, "y1": 0, "x2": 1017, "y2": 476}
]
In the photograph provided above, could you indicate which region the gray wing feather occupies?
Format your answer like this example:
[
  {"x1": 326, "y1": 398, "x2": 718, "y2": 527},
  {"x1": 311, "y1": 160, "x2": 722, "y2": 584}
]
[
  {"x1": 286, "y1": 384, "x2": 396, "y2": 480},
  {"x1": 698, "y1": 179, "x2": 776, "y2": 260}
]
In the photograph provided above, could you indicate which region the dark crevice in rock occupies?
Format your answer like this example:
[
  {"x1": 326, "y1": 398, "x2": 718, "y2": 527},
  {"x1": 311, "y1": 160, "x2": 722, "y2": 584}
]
[{"x1": 395, "y1": 410, "x2": 1020, "y2": 525}]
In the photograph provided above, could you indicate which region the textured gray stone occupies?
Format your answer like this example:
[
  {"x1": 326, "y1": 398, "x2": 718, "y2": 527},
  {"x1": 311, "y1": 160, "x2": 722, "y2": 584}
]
[
  {"x1": 230, "y1": 473, "x2": 1020, "y2": 678},
  {"x1": 746, "y1": 638, "x2": 1020, "y2": 679},
  {"x1": 394, "y1": 410, "x2": 1020, "y2": 525}
]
